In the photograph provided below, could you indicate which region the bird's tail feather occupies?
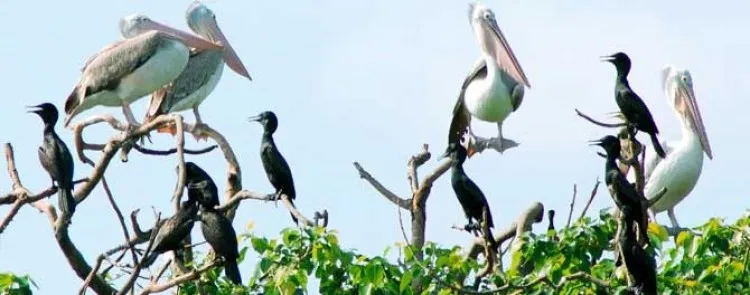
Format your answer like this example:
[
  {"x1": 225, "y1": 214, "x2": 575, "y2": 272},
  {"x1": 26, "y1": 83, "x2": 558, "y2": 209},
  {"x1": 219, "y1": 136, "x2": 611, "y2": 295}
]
[
  {"x1": 58, "y1": 188, "x2": 76, "y2": 220},
  {"x1": 649, "y1": 133, "x2": 666, "y2": 158},
  {"x1": 223, "y1": 259, "x2": 242, "y2": 285}
]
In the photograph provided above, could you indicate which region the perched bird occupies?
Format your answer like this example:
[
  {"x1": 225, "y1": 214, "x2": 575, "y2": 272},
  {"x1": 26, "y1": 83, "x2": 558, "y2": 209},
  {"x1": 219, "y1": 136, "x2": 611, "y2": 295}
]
[
  {"x1": 142, "y1": 198, "x2": 198, "y2": 267},
  {"x1": 248, "y1": 111, "x2": 298, "y2": 225},
  {"x1": 601, "y1": 52, "x2": 666, "y2": 158},
  {"x1": 590, "y1": 135, "x2": 648, "y2": 246},
  {"x1": 200, "y1": 208, "x2": 241, "y2": 284},
  {"x1": 440, "y1": 142, "x2": 498, "y2": 251},
  {"x1": 617, "y1": 204, "x2": 658, "y2": 295},
  {"x1": 144, "y1": 1, "x2": 251, "y2": 141},
  {"x1": 447, "y1": 2, "x2": 530, "y2": 157},
  {"x1": 637, "y1": 67, "x2": 713, "y2": 229},
  {"x1": 29, "y1": 103, "x2": 76, "y2": 223},
  {"x1": 547, "y1": 209, "x2": 556, "y2": 231},
  {"x1": 64, "y1": 14, "x2": 224, "y2": 128},
  {"x1": 184, "y1": 162, "x2": 220, "y2": 209}
]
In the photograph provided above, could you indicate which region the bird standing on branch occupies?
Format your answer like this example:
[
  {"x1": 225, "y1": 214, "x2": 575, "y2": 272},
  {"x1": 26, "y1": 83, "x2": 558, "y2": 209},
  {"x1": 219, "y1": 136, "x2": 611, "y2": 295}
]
[
  {"x1": 590, "y1": 135, "x2": 649, "y2": 246},
  {"x1": 29, "y1": 103, "x2": 76, "y2": 224},
  {"x1": 249, "y1": 111, "x2": 298, "y2": 225},
  {"x1": 601, "y1": 52, "x2": 666, "y2": 158},
  {"x1": 441, "y1": 142, "x2": 498, "y2": 252},
  {"x1": 447, "y1": 2, "x2": 530, "y2": 157},
  {"x1": 143, "y1": 1, "x2": 251, "y2": 141},
  {"x1": 199, "y1": 206, "x2": 241, "y2": 285}
]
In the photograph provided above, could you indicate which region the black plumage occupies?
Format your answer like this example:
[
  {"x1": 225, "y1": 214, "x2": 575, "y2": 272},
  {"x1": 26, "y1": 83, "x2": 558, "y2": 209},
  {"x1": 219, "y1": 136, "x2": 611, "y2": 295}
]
[
  {"x1": 184, "y1": 162, "x2": 220, "y2": 209},
  {"x1": 602, "y1": 52, "x2": 666, "y2": 158},
  {"x1": 200, "y1": 208, "x2": 241, "y2": 285},
  {"x1": 618, "y1": 205, "x2": 658, "y2": 294},
  {"x1": 547, "y1": 209, "x2": 556, "y2": 231},
  {"x1": 142, "y1": 199, "x2": 198, "y2": 267},
  {"x1": 591, "y1": 135, "x2": 649, "y2": 247},
  {"x1": 29, "y1": 103, "x2": 76, "y2": 223},
  {"x1": 248, "y1": 111, "x2": 298, "y2": 225},
  {"x1": 441, "y1": 143, "x2": 498, "y2": 251}
]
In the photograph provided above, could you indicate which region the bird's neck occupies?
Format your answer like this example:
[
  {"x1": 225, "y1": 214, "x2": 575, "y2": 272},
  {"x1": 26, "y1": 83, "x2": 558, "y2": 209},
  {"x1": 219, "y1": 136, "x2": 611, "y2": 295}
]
[
  {"x1": 604, "y1": 155, "x2": 619, "y2": 173},
  {"x1": 450, "y1": 162, "x2": 465, "y2": 174},
  {"x1": 262, "y1": 132, "x2": 275, "y2": 144},
  {"x1": 43, "y1": 124, "x2": 55, "y2": 134},
  {"x1": 616, "y1": 73, "x2": 630, "y2": 85}
]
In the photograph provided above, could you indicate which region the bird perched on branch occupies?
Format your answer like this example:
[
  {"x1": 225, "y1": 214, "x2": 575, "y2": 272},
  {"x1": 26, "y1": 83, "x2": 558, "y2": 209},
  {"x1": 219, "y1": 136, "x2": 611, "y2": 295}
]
[
  {"x1": 143, "y1": 1, "x2": 251, "y2": 141},
  {"x1": 617, "y1": 199, "x2": 658, "y2": 294},
  {"x1": 29, "y1": 103, "x2": 76, "y2": 224},
  {"x1": 142, "y1": 197, "x2": 198, "y2": 267},
  {"x1": 601, "y1": 52, "x2": 666, "y2": 158},
  {"x1": 447, "y1": 2, "x2": 530, "y2": 158},
  {"x1": 441, "y1": 142, "x2": 498, "y2": 252},
  {"x1": 184, "y1": 162, "x2": 220, "y2": 209},
  {"x1": 590, "y1": 135, "x2": 649, "y2": 247},
  {"x1": 248, "y1": 111, "x2": 298, "y2": 225},
  {"x1": 199, "y1": 205, "x2": 241, "y2": 284}
]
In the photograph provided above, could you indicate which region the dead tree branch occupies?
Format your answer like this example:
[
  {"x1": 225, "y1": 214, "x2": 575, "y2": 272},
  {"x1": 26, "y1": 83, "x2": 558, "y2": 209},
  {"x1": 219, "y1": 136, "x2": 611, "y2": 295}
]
[
  {"x1": 138, "y1": 260, "x2": 220, "y2": 295},
  {"x1": 566, "y1": 184, "x2": 577, "y2": 228},
  {"x1": 354, "y1": 144, "x2": 451, "y2": 294},
  {"x1": 577, "y1": 178, "x2": 601, "y2": 222},
  {"x1": 575, "y1": 109, "x2": 627, "y2": 128}
]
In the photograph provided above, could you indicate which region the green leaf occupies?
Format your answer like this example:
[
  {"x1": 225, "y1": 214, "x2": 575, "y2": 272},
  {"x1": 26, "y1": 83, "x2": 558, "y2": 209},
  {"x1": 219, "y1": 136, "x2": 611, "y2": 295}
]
[{"x1": 399, "y1": 269, "x2": 413, "y2": 293}]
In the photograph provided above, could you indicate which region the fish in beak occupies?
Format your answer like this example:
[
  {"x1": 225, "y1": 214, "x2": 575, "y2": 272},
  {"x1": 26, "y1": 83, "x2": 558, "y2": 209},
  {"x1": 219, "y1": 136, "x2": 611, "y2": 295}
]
[{"x1": 187, "y1": 1, "x2": 251, "y2": 80}]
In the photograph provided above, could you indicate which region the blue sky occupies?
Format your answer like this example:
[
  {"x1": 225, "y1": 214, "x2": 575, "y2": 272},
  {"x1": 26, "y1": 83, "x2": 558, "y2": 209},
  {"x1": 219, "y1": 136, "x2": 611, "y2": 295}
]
[{"x1": 0, "y1": 1, "x2": 747, "y2": 294}]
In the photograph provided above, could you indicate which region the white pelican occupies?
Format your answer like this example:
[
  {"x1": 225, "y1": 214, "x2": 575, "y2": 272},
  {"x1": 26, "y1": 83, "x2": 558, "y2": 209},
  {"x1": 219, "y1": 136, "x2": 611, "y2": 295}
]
[
  {"x1": 639, "y1": 66, "x2": 713, "y2": 229},
  {"x1": 144, "y1": 1, "x2": 251, "y2": 140},
  {"x1": 447, "y1": 2, "x2": 531, "y2": 157},
  {"x1": 63, "y1": 14, "x2": 226, "y2": 128}
]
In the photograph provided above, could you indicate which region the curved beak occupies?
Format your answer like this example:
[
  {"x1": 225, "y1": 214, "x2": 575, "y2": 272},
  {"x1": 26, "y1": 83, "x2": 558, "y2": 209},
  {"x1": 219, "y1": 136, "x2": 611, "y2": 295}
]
[
  {"x1": 142, "y1": 18, "x2": 223, "y2": 51},
  {"x1": 472, "y1": 4, "x2": 530, "y2": 88},
  {"x1": 200, "y1": 17, "x2": 251, "y2": 80},
  {"x1": 673, "y1": 77, "x2": 713, "y2": 159}
]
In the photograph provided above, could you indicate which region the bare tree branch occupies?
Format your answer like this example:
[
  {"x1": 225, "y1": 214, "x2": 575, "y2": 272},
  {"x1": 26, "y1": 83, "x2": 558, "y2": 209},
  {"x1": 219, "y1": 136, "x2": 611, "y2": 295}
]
[
  {"x1": 353, "y1": 162, "x2": 409, "y2": 209},
  {"x1": 138, "y1": 260, "x2": 220, "y2": 295},
  {"x1": 117, "y1": 214, "x2": 162, "y2": 295},
  {"x1": 101, "y1": 175, "x2": 139, "y2": 269},
  {"x1": 575, "y1": 109, "x2": 627, "y2": 128},
  {"x1": 566, "y1": 184, "x2": 577, "y2": 228},
  {"x1": 465, "y1": 202, "x2": 545, "y2": 260},
  {"x1": 577, "y1": 178, "x2": 601, "y2": 221}
]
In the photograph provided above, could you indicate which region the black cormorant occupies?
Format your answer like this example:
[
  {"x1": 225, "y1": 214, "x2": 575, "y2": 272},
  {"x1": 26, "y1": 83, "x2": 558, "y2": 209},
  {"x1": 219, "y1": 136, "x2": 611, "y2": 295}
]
[
  {"x1": 601, "y1": 52, "x2": 666, "y2": 158},
  {"x1": 591, "y1": 135, "x2": 649, "y2": 246},
  {"x1": 200, "y1": 207, "x2": 241, "y2": 285},
  {"x1": 440, "y1": 143, "x2": 498, "y2": 251},
  {"x1": 29, "y1": 103, "x2": 76, "y2": 223},
  {"x1": 248, "y1": 111, "x2": 298, "y2": 225},
  {"x1": 184, "y1": 162, "x2": 220, "y2": 209},
  {"x1": 143, "y1": 198, "x2": 198, "y2": 267},
  {"x1": 618, "y1": 204, "x2": 658, "y2": 294},
  {"x1": 547, "y1": 209, "x2": 556, "y2": 231}
]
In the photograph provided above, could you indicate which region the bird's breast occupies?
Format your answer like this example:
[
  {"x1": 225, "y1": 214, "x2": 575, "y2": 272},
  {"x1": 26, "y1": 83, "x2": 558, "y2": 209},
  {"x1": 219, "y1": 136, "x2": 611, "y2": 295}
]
[
  {"x1": 463, "y1": 63, "x2": 514, "y2": 123},
  {"x1": 645, "y1": 140, "x2": 705, "y2": 212}
]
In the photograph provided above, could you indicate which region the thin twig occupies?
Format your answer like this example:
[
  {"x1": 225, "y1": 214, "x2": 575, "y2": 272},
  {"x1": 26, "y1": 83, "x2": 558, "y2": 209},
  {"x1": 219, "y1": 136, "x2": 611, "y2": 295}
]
[
  {"x1": 577, "y1": 178, "x2": 601, "y2": 221},
  {"x1": 102, "y1": 175, "x2": 139, "y2": 269},
  {"x1": 138, "y1": 260, "x2": 220, "y2": 295},
  {"x1": 117, "y1": 214, "x2": 162, "y2": 295},
  {"x1": 566, "y1": 184, "x2": 577, "y2": 228},
  {"x1": 353, "y1": 162, "x2": 410, "y2": 209},
  {"x1": 132, "y1": 143, "x2": 217, "y2": 156},
  {"x1": 575, "y1": 109, "x2": 627, "y2": 128}
]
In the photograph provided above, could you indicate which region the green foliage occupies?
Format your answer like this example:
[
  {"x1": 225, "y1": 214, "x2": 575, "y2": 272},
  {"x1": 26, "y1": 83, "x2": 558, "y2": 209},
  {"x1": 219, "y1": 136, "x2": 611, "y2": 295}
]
[
  {"x1": 0, "y1": 272, "x2": 36, "y2": 295},
  {"x1": 8, "y1": 211, "x2": 750, "y2": 294}
]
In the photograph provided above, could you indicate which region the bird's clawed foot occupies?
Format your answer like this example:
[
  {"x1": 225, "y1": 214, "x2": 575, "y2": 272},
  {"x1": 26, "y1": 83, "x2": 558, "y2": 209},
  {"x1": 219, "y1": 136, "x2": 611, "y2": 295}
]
[
  {"x1": 464, "y1": 223, "x2": 481, "y2": 236},
  {"x1": 473, "y1": 136, "x2": 520, "y2": 155},
  {"x1": 191, "y1": 123, "x2": 210, "y2": 142}
]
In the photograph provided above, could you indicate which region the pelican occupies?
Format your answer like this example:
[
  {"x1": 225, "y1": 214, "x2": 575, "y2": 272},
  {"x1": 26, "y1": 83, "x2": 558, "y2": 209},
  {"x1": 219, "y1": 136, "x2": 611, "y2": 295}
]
[
  {"x1": 447, "y1": 2, "x2": 530, "y2": 157},
  {"x1": 144, "y1": 1, "x2": 251, "y2": 140},
  {"x1": 63, "y1": 14, "x2": 225, "y2": 129},
  {"x1": 638, "y1": 66, "x2": 713, "y2": 229}
]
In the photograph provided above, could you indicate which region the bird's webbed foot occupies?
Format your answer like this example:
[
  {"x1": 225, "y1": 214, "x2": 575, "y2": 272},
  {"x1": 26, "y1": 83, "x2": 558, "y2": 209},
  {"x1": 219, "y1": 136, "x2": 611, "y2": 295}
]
[
  {"x1": 191, "y1": 122, "x2": 210, "y2": 142},
  {"x1": 477, "y1": 137, "x2": 519, "y2": 154},
  {"x1": 464, "y1": 223, "x2": 481, "y2": 236}
]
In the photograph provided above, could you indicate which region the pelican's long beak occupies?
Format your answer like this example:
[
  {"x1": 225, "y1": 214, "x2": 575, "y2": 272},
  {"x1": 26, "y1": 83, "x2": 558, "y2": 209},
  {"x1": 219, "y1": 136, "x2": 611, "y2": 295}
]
[
  {"x1": 143, "y1": 19, "x2": 223, "y2": 51},
  {"x1": 472, "y1": 4, "x2": 530, "y2": 88},
  {"x1": 202, "y1": 17, "x2": 251, "y2": 80},
  {"x1": 674, "y1": 77, "x2": 713, "y2": 159}
]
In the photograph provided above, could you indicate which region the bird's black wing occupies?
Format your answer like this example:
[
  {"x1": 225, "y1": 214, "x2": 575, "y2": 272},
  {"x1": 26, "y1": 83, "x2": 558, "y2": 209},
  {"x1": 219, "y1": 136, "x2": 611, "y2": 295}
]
[
  {"x1": 615, "y1": 87, "x2": 659, "y2": 134},
  {"x1": 201, "y1": 210, "x2": 239, "y2": 259},
  {"x1": 607, "y1": 170, "x2": 642, "y2": 210},
  {"x1": 455, "y1": 173, "x2": 493, "y2": 228},
  {"x1": 261, "y1": 144, "x2": 296, "y2": 199},
  {"x1": 448, "y1": 60, "x2": 488, "y2": 146},
  {"x1": 38, "y1": 134, "x2": 74, "y2": 187}
]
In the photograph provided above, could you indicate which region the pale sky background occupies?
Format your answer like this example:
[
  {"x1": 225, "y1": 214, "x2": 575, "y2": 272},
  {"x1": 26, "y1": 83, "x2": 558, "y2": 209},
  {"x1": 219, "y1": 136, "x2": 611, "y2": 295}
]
[{"x1": 0, "y1": 1, "x2": 747, "y2": 294}]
